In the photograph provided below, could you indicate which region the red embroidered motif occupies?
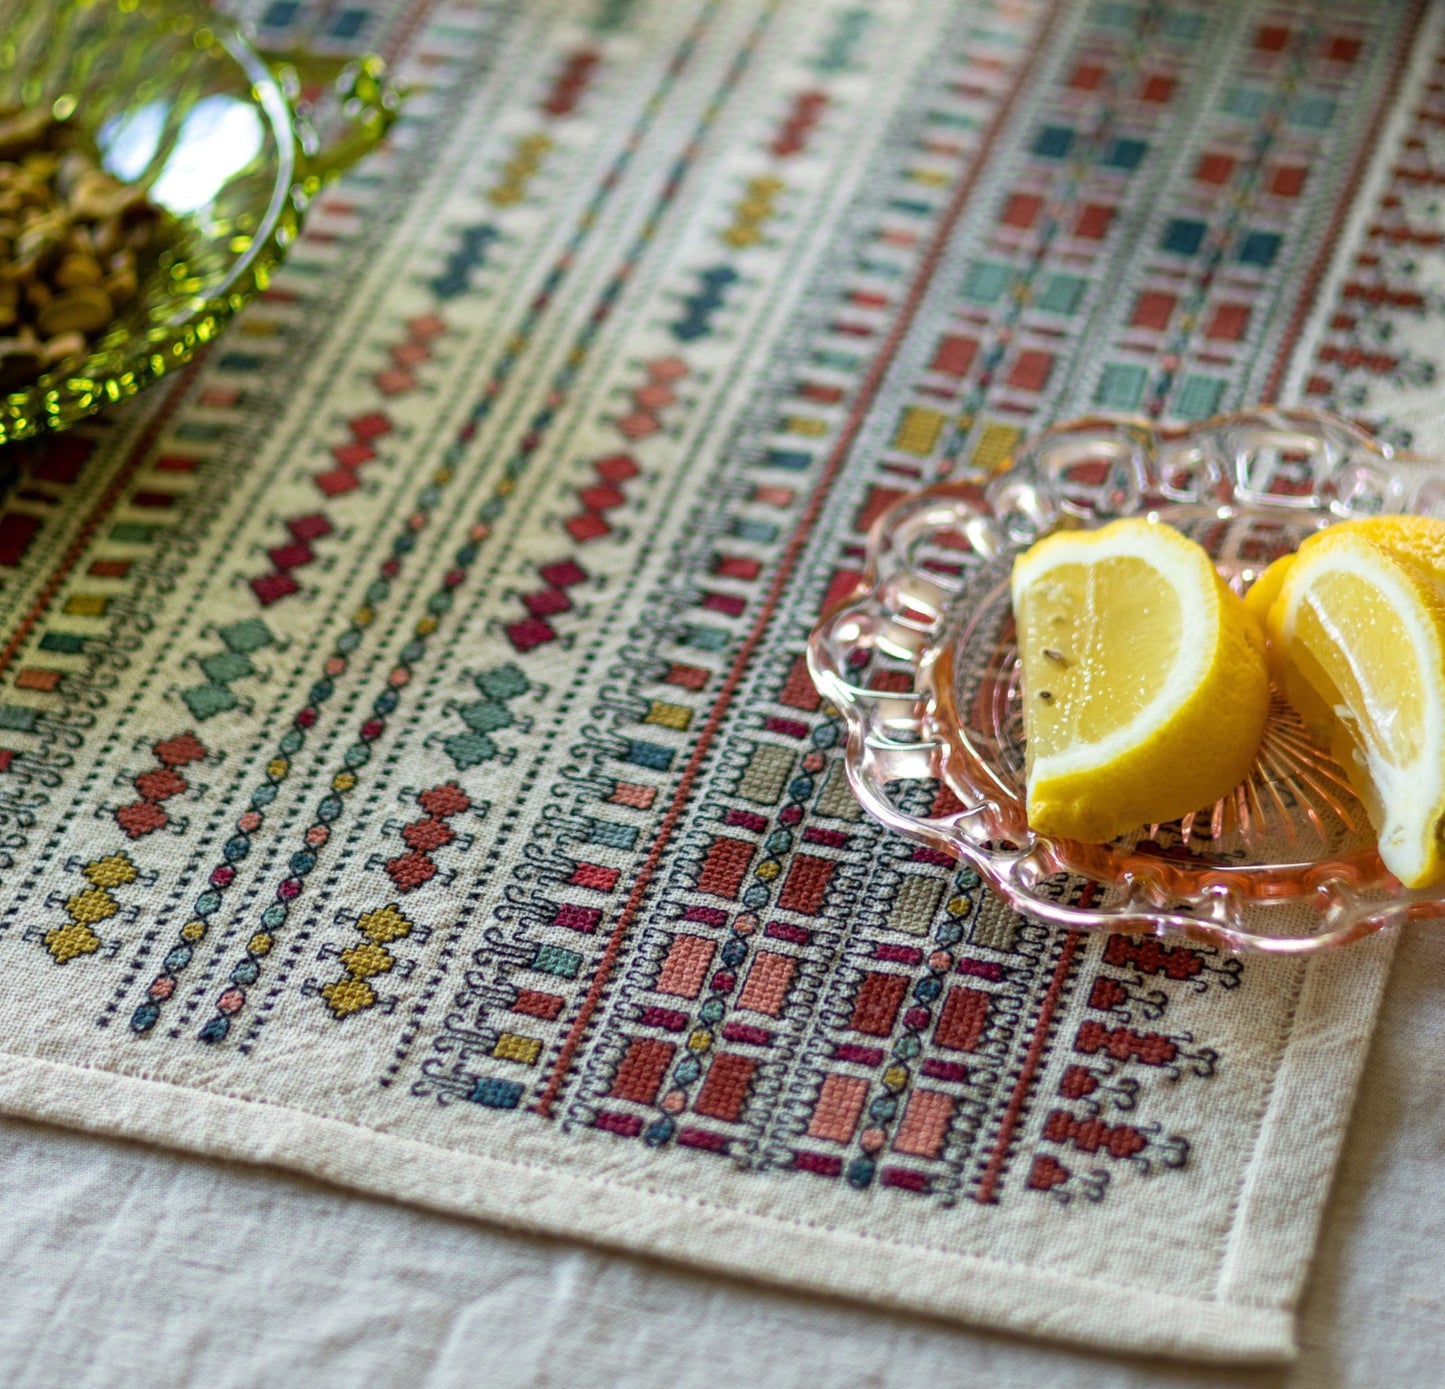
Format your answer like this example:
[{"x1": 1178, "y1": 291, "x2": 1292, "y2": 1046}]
[
  {"x1": 1041, "y1": 1110, "x2": 1156, "y2": 1165},
  {"x1": 893, "y1": 1088, "x2": 954, "y2": 1158},
  {"x1": 570, "y1": 862, "x2": 620, "y2": 891},
  {"x1": 697, "y1": 836, "x2": 757, "y2": 898},
  {"x1": 849, "y1": 972, "x2": 908, "y2": 1036},
  {"x1": 610, "y1": 1037, "x2": 675, "y2": 1105},
  {"x1": 1028, "y1": 1154, "x2": 1070, "y2": 1191},
  {"x1": 736, "y1": 950, "x2": 796, "y2": 1016},
  {"x1": 778, "y1": 653, "x2": 823, "y2": 711},
  {"x1": 694, "y1": 1052, "x2": 757, "y2": 1122},
  {"x1": 656, "y1": 935, "x2": 716, "y2": 998},
  {"x1": 1074, "y1": 1019, "x2": 1176, "y2": 1067},
  {"x1": 1102, "y1": 933, "x2": 1206, "y2": 981},
  {"x1": 777, "y1": 853, "x2": 835, "y2": 914},
  {"x1": 512, "y1": 989, "x2": 566, "y2": 1021},
  {"x1": 114, "y1": 732, "x2": 207, "y2": 839},
  {"x1": 384, "y1": 782, "x2": 472, "y2": 893},
  {"x1": 933, "y1": 986, "x2": 990, "y2": 1052}
]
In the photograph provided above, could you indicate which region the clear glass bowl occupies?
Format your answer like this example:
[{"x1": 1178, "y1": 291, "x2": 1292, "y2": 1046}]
[
  {"x1": 809, "y1": 408, "x2": 1445, "y2": 954},
  {"x1": 0, "y1": 0, "x2": 400, "y2": 446}
]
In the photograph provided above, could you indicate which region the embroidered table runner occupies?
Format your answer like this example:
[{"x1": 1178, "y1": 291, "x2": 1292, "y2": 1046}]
[{"x1": 0, "y1": 0, "x2": 1432, "y2": 1362}]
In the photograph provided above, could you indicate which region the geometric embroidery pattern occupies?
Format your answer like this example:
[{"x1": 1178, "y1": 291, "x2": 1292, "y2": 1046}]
[{"x1": 0, "y1": 0, "x2": 1419, "y2": 1356}]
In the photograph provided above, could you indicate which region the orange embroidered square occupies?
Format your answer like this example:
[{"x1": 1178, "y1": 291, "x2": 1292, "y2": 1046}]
[
  {"x1": 849, "y1": 971, "x2": 907, "y2": 1036},
  {"x1": 778, "y1": 854, "x2": 835, "y2": 915},
  {"x1": 893, "y1": 1088, "x2": 955, "y2": 1158},
  {"x1": 778, "y1": 653, "x2": 822, "y2": 711},
  {"x1": 665, "y1": 662, "x2": 710, "y2": 691},
  {"x1": 807, "y1": 1073, "x2": 868, "y2": 1143},
  {"x1": 697, "y1": 836, "x2": 755, "y2": 898},
  {"x1": 854, "y1": 485, "x2": 908, "y2": 535},
  {"x1": 610, "y1": 1037, "x2": 675, "y2": 1105},
  {"x1": 511, "y1": 989, "x2": 565, "y2": 1021},
  {"x1": 656, "y1": 934, "x2": 716, "y2": 998},
  {"x1": 694, "y1": 1052, "x2": 757, "y2": 1123},
  {"x1": 935, "y1": 986, "x2": 990, "y2": 1051},
  {"x1": 609, "y1": 781, "x2": 655, "y2": 809},
  {"x1": 737, "y1": 951, "x2": 797, "y2": 1017}
]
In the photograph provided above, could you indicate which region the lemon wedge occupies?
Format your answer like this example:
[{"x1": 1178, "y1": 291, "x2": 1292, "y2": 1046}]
[
  {"x1": 1011, "y1": 517, "x2": 1270, "y2": 843},
  {"x1": 1264, "y1": 517, "x2": 1445, "y2": 887}
]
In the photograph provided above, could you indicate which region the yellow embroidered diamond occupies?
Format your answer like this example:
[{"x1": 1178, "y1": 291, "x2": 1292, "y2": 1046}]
[
  {"x1": 66, "y1": 887, "x2": 119, "y2": 925},
  {"x1": 321, "y1": 977, "x2": 377, "y2": 1018},
  {"x1": 83, "y1": 853, "x2": 139, "y2": 888},
  {"x1": 357, "y1": 904, "x2": 412, "y2": 944},
  {"x1": 338, "y1": 943, "x2": 395, "y2": 979},
  {"x1": 44, "y1": 922, "x2": 101, "y2": 964}
]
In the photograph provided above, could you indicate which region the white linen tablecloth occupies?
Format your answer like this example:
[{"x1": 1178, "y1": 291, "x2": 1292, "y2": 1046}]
[{"x1": 2, "y1": 923, "x2": 1441, "y2": 1389}]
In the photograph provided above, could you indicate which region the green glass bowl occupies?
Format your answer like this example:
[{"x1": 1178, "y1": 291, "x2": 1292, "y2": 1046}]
[{"x1": 0, "y1": 0, "x2": 400, "y2": 446}]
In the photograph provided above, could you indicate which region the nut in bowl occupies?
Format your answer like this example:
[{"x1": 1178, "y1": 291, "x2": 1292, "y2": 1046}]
[
  {"x1": 0, "y1": 0, "x2": 401, "y2": 447},
  {"x1": 808, "y1": 408, "x2": 1445, "y2": 954}
]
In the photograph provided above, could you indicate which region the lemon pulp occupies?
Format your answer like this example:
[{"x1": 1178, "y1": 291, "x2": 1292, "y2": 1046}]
[
  {"x1": 1011, "y1": 517, "x2": 1270, "y2": 843},
  {"x1": 1265, "y1": 519, "x2": 1445, "y2": 887}
]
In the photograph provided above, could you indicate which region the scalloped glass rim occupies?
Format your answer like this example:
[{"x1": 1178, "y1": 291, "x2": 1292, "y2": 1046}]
[{"x1": 807, "y1": 408, "x2": 1445, "y2": 955}]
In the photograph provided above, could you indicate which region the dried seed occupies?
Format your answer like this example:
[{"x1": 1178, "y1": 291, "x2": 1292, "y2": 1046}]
[
  {"x1": 68, "y1": 171, "x2": 125, "y2": 221},
  {"x1": 0, "y1": 109, "x2": 57, "y2": 161},
  {"x1": 54, "y1": 152, "x2": 92, "y2": 198},
  {"x1": 53, "y1": 252, "x2": 104, "y2": 289},
  {"x1": 21, "y1": 151, "x2": 58, "y2": 181},
  {"x1": 1037, "y1": 690, "x2": 1054, "y2": 704},
  {"x1": 1, "y1": 106, "x2": 172, "y2": 385},
  {"x1": 103, "y1": 266, "x2": 138, "y2": 304},
  {"x1": 1043, "y1": 648, "x2": 1069, "y2": 667},
  {"x1": 91, "y1": 215, "x2": 120, "y2": 257},
  {"x1": 15, "y1": 215, "x2": 65, "y2": 263},
  {"x1": 116, "y1": 187, "x2": 158, "y2": 223},
  {"x1": 37, "y1": 284, "x2": 113, "y2": 337}
]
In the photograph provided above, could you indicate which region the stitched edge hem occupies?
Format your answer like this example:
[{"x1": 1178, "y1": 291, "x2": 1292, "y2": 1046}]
[
  {"x1": 0, "y1": 1054, "x2": 1292, "y2": 1364},
  {"x1": 1216, "y1": 930, "x2": 1400, "y2": 1305}
]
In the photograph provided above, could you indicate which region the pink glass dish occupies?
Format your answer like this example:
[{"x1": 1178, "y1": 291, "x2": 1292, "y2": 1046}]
[{"x1": 808, "y1": 408, "x2": 1445, "y2": 954}]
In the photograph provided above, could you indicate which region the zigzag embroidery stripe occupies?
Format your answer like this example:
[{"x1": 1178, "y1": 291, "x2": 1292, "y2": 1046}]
[
  {"x1": 125, "y1": 0, "x2": 773, "y2": 1042},
  {"x1": 193, "y1": 0, "x2": 783, "y2": 1048},
  {"x1": 128, "y1": 0, "x2": 731, "y2": 1036}
]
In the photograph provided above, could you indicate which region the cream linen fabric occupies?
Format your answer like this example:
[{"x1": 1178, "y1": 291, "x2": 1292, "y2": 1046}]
[
  {"x1": 0, "y1": 0, "x2": 1437, "y2": 1368},
  {"x1": 1, "y1": 919, "x2": 1442, "y2": 1388}
]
